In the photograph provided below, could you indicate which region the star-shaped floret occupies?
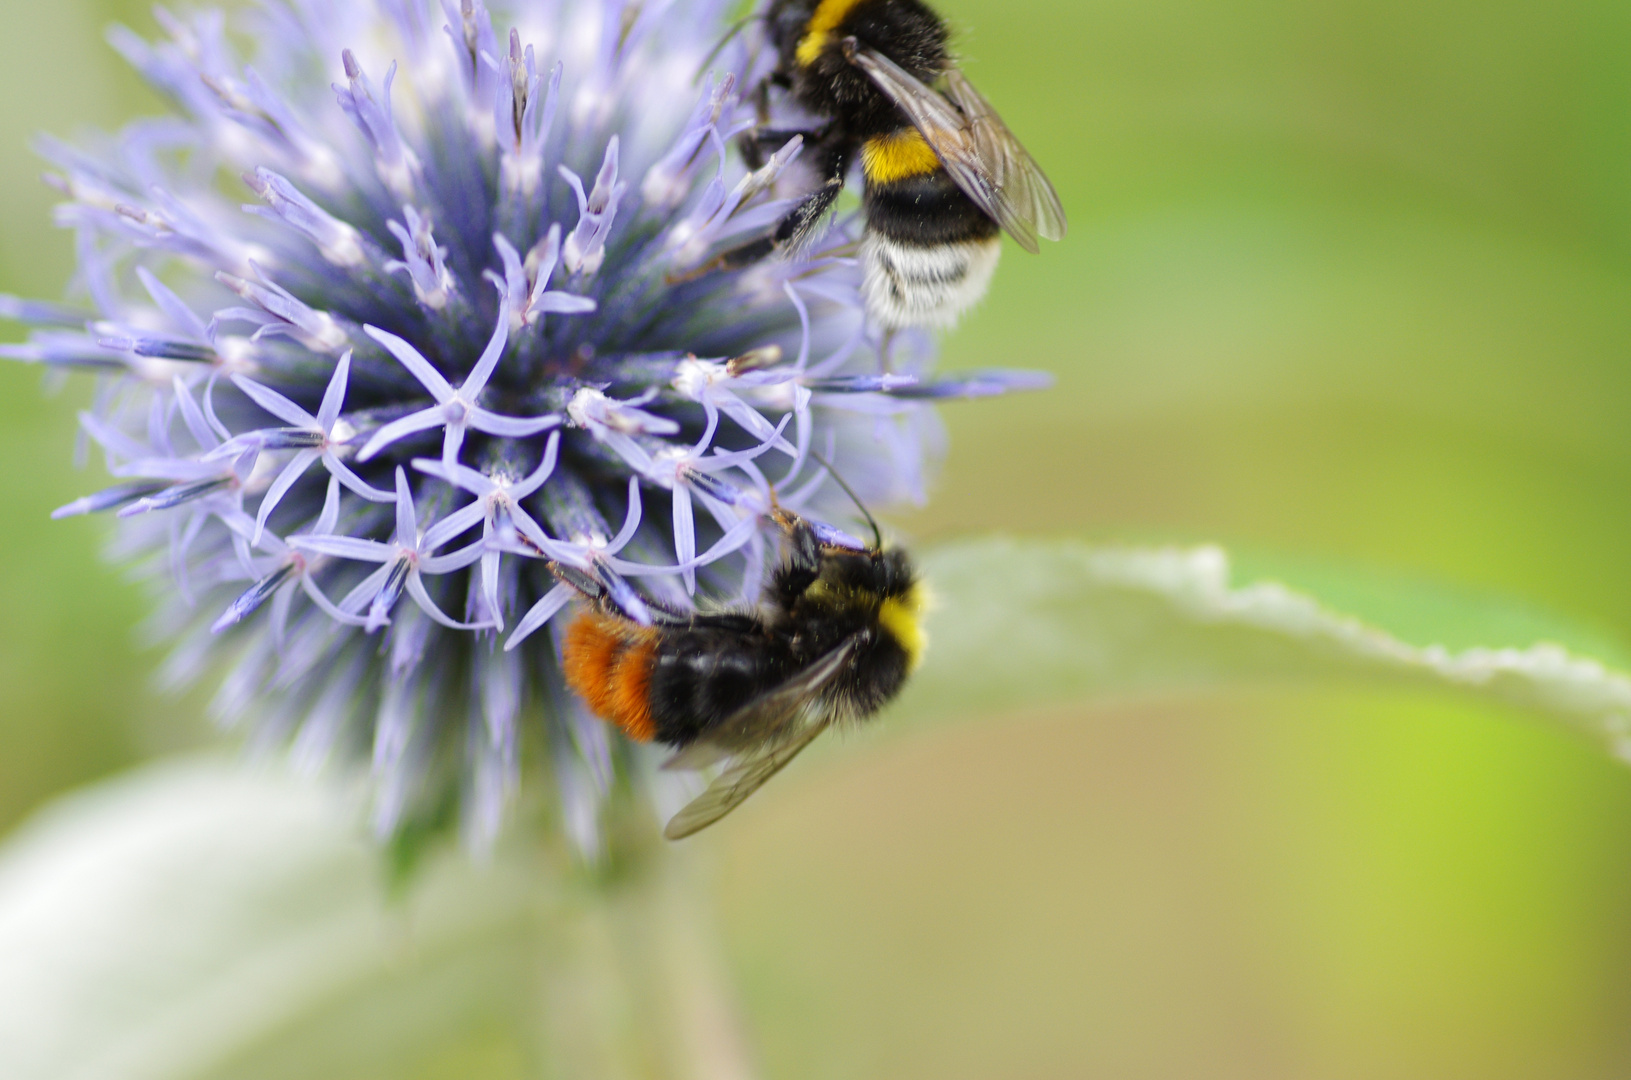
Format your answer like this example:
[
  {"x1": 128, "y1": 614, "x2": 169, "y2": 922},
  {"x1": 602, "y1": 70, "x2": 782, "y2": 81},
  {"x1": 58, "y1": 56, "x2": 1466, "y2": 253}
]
[
  {"x1": 207, "y1": 350, "x2": 396, "y2": 543},
  {"x1": 411, "y1": 431, "x2": 561, "y2": 631},
  {"x1": 358, "y1": 295, "x2": 560, "y2": 467},
  {"x1": 290, "y1": 467, "x2": 490, "y2": 633}
]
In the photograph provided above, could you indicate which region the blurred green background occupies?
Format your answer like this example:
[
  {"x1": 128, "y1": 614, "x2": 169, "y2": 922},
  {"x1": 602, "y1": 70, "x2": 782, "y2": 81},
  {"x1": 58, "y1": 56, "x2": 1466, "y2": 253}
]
[{"x1": 5, "y1": 0, "x2": 1631, "y2": 1076}]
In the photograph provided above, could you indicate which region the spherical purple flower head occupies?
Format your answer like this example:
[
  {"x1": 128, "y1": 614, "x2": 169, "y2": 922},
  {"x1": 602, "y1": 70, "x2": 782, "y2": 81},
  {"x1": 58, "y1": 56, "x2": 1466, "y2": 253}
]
[{"x1": 3, "y1": 0, "x2": 1046, "y2": 853}]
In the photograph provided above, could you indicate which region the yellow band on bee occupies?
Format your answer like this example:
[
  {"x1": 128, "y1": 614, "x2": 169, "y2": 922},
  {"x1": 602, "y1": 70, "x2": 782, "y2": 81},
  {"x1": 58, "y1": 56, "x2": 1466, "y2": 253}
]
[
  {"x1": 795, "y1": 0, "x2": 868, "y2": 67},
  {"x1": 878, "y1": 584, "x2": 928, "y2": 672},
  {"x1": 861, "y1": 129, "x2": 942, "y2": 184}
]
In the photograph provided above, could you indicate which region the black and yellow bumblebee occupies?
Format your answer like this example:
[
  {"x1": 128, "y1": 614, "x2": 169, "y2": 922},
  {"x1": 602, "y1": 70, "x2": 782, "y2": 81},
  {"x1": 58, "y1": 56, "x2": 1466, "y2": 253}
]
[
  {"x1": 720, "y1": 0, "x2": 1067, "y2": 329},
  {"x1": 561, "y1": 506, "x2": 925, "y2": 838}
]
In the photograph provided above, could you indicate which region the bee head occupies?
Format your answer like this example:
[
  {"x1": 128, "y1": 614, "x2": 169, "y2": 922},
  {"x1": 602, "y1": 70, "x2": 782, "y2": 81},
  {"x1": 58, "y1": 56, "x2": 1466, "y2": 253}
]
[
  {"x1": 872, "y1": 546, "x2": 917, "y2": 600},
  {"x1": 816, "y1": 543, "x2": 914, "y2": 596}
]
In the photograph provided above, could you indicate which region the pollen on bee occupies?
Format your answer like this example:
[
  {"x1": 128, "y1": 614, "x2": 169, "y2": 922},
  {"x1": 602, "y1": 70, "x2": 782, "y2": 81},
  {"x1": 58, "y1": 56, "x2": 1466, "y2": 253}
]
[{"x1": 563, "y1": 611, "x2": 658, "y2": 742}]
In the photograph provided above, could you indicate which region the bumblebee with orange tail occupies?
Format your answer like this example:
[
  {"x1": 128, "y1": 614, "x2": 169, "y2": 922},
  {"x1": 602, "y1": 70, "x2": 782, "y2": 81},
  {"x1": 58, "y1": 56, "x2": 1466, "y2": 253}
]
[
  {"x1": 561, "y1": 506, "x2": 925, "y2": 838},
  {"x1": 715, "y1": 0, "x2": 1066, "y2": 329}
]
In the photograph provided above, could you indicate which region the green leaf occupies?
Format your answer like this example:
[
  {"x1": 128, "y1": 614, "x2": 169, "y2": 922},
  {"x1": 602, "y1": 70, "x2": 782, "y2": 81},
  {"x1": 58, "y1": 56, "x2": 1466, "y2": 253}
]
[{"x1": 898, "y1": 538, "x2": 1631, "y2": 763}]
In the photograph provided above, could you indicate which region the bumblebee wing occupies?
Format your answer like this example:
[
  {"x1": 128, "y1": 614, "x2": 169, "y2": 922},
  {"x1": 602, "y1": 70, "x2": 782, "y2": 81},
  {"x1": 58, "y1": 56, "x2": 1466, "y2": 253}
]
[
  {"x1": 942, "y1": 70, "x2": 1068, "y2": 248},
  {"x1": 660, "y1": 639, "x2": 857, "y2": 839},
  {"x1": 846, "y1": 45, "x2": 1065, "y2": 254},
  {"x1": 662, "y1": 717, "x2": 832, "y2": 839},
  {"x1": 663, "y1": 639, "x2": 856, "y2": 770}
]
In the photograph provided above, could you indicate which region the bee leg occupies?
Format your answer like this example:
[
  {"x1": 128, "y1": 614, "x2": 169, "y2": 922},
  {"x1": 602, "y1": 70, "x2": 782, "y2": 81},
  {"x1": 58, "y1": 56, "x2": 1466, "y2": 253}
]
[
  {"x1": 546, "y1": 560, "x2": 655, "y2": 626},
  {"x1": 749, "y1": 69, "x2": 791, "y2": 122},
  {"x1": 754, "y1": 75, "x2": 774, "y2": 125},
  {"x1": 671, "y1": 173, "x2": 846, "y2": 284},
  {"x1": 737, "y1": 123, "x2": 829, "y2": 170},
  {"x1": 547, "y1": 560, "x2": 604, "y2": 600},
  {"x1": 670, "y1": 141, "x2": 851, "y2": 281},
  {"x1": 705, "y1": 169, "x2": 846, "y2": 277},
  {"x1": 775, "y1": 172, "x2": 846, "y2": 252},
  {"x1": 877, "y1": 328, "x2": 897, "y2": 373},
  {"x1": 768, "y1": 508, "x2": 824, "y2": 601}
]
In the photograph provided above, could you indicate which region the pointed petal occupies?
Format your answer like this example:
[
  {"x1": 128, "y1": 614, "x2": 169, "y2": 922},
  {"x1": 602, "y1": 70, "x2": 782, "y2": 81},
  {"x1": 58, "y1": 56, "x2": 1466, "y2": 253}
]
[
  {"x1": 783, "y1": 280, "x2": 810, "y2": 369},
  {"x1": 322, "y1": 453, "x2": 398, "y2": 502},
  {"x1": 530, "y1": 293, "x2": 596, "y2": 316},
  {"x1": 417, "y1": 541, "x2": 486, "y2": 574},
  {"x1": 171, "y1": 376, "x2": 221, "y2": 452},
  {"x1": 137, "y1": 266, "x2": 210, "y2": 343},
  {"x1": 467, "y1": 408, "x2": 560, "y2": 439},
  {"x1": 393, "y1": 467, "x2": 416, "y2": 542},
  {"x1": 356, "y1": 406, "x2": 443, "y2": 461},
  {"x1": 316, "y1": 350, "x2": 352, "y2": 429},
  {"x1": 504, "y1": 581, "x2": 575, "y2": 651},
  {"x1": 440, "y1": 423, "x2": 466, "y2": 470},
  {"x1": 253, "y1": 448, "x2": 320, "y2": 544},
  {"x1": 462, "y1": 294, "x2": 512, "y2": 398},
  {"x1": 513, "y1": 430, "x2": 560, "y2": 497},
  {"x1": 526, "y1": 224, "x2": 562, "y2": 310},
  {"x1": 411, "y1": 455, "x2": 495, "y2": 494},
  {"x1": 507, "y1": 506, "x2": 573, "y2": 561},
  {"x1": 481, "y1": 549, "x2": 504, "y2": 631},
  {"x1": 421, "y1": 500, "x2": 487, "y2": 552},
  {"x1": 300, "y1": 574, "x2": 370, "y2": 625},
  {"x1": 201, "y1": 373, "x2": 234, "y2": 443},
  {"x1": 406, "y1": 572, "x2": 493, "y2": 630},
  {"x1": 714, "y1": 390, "x2": 795, "y2": 455},
  {"x1": 691, "y1": 398, "x2": 720, "y2": 456},
  {"x1": 231, "y1": 372, "x2": 319, "y2": 429},
  {"x1": 289, "y1": 533, "x2": 394, "y2": 561},
  {"x1": 611, "y1": 514, "x2": 758, "y2": 574},
  {"x1": 78, "y1": 410, "x2": 150, "y2": 462},
  {"x1": 339, "y1": 560, "x2": 394, "y2": 615},
  {"x1": 362, "y1": 324, "x2": 455, "y2": 400},
  {"x1": 606, "y1": 476, "x2": 642, "y2": 554},
  {"x1": 673, "y1": 485, "x2": 696, "y2": 595},
  {"x1": 699, "y1": 412, "x2": 792, "y2": 469},
  {"x1": 217, "y1": 506, "x2": 288, "y2": 556},
  {"x1": 314, "y1": 474, "x2": 342, "y2": 534}
]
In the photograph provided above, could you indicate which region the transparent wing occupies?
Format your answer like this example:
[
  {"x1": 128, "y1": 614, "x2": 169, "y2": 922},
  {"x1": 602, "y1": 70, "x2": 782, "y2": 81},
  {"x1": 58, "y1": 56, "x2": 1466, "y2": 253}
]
[
  {"x1": 660, "y1": 639, "x2": 857, "y2": 839},
  {"x1": 663, "y1": 719, "x2": 831, "y2": 839},
  {"x1": 846, "y1": 44, "x2": 1066, "y2": 254},
  {"x1": 943, "y1": 70, "x2": 1068, "y2": 248}
]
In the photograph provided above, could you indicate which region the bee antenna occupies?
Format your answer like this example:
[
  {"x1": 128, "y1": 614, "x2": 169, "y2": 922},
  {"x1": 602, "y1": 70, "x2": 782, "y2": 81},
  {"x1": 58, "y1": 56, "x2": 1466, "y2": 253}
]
[
  {"x1": 807, "y1": 448, "x2": 882, "y2": 549},
  {"x1": 694, "y1": 14, "x2": 763, "y2": 84}
]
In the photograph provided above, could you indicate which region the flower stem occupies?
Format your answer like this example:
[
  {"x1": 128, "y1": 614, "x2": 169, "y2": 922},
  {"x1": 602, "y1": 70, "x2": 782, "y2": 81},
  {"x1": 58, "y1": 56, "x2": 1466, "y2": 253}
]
[{"x1": 533, "y1": 835, "x2": 756, "y2": 1078}]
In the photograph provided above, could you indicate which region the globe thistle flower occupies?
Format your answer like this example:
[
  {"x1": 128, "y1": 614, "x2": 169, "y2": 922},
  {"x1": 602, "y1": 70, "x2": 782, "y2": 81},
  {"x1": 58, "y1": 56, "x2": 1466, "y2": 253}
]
[{"x1": 3, "y1": 0, "x2": 1045, "y2": 854}]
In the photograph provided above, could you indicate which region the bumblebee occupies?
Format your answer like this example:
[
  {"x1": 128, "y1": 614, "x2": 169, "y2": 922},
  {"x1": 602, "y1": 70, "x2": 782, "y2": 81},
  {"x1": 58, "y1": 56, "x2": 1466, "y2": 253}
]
[
  {"x1": 561, "y1": 507, "x2": 925, "y2": 838},
  {"x1": 721, "y1": 0, "x2": 1066, "y2": 330}
]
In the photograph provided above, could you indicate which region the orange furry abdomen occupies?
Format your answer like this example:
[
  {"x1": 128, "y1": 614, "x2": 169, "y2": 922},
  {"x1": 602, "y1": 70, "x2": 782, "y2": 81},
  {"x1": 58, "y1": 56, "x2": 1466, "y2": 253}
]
[{"x1": 562, "y1": 611, "x2": 658, "y2": 743}]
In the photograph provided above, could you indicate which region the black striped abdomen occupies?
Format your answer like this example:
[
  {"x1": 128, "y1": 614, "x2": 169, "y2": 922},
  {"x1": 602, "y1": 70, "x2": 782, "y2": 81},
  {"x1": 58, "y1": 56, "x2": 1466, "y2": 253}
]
[{"x1": 861, "y1": 169, "x2": 1002, "y2": 329}]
